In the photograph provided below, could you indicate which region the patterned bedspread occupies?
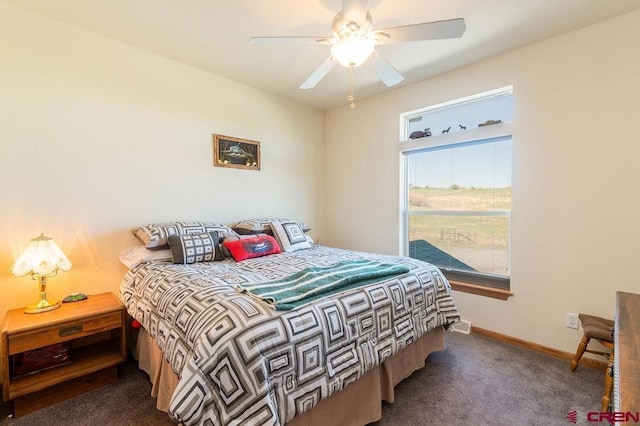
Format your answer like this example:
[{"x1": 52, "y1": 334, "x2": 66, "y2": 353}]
[{"x1": 119, "y1": 245, "x2": 459, "y2": 426}]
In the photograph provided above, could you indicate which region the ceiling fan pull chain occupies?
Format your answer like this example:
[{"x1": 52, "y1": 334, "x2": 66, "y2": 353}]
[{"x1": 348, "y1": 65, "x2": 356, "y2": 109}]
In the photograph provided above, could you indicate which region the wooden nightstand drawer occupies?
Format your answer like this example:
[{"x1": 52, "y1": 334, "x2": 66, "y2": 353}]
[{"x1": 8, "y1": 312, "x2": 122, "y2": 355}]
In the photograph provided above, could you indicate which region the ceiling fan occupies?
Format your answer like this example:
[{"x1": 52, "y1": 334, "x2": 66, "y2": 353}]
[{"x1": 250, "y1": 0, "x2": 466, "y2": 104}]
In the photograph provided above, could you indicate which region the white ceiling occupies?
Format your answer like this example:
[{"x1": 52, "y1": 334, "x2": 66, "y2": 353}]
[{"x1": 4, "y1": 0, "x2": 640, "y2": 110}]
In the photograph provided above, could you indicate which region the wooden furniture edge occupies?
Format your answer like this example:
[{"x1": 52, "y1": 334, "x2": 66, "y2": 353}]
[
  {"x1": 472, "y1": 325, "x2": 608, "y2": 371},
  {"x1": 13, "y1": 366, "x2": 118, "y2": 417},
  {"x1": 2, "y1": 320, "x2": 9, "y2": 401},
  {"x1": 615, "y1": 291, "x2": 640, "y2": 413},
  {"x1": 449, "y1": 281, "x2": 513, "y2": 300},
  {"x1": 3, "y1": 293, "x2": 123, "y2": 334}
]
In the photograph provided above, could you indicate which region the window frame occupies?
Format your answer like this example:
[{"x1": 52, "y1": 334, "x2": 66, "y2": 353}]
[{"x1": 399, "y1": 87, "x2": 513, "y2": 293}]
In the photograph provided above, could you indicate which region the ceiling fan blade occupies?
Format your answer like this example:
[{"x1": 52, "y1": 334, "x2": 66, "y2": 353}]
[
  {"x1": 369, "y1": 52, "x2": 404, "y2": 87},
  {"x1": 300, "y1": 56, "x2": 337, "y2": 89},
  {"x1": 375, "y1": 18, "x2": 466, "y2": 44},
  {"x1": 249, "y1": 36, "x2": 333, "y2": 45},
  {"x1": 342, "y1": 0, "x2": 369, "y2": 25}
]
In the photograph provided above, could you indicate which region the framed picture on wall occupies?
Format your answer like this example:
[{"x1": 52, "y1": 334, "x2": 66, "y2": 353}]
[{"x1": 212, "y1": 134, "x2": 261, "y2": 170}]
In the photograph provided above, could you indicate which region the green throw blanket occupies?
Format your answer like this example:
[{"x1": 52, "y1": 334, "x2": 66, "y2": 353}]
[{"x1": 236, "y1": 260, "x2": 410, "y2": 310}]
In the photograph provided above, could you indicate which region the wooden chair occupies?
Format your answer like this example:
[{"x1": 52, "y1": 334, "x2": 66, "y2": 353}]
[{"x1": 570, "y1": 314, "x2": 614, "y2": 412}]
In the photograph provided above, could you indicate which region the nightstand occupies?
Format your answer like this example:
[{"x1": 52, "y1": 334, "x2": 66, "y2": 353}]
[{"x1": 2, "y1": 292, "x2": 126, "y2": 416}]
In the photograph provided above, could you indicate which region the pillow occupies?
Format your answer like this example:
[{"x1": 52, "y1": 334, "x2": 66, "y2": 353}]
[
  {"x1": 222, "y1": 235, "x2": 281, "y2": 261},
  {"x1": 167, "y1": 232, "x2": 224, "y2": 264},
  {"x1": 119, "y1": 245, "x2": 172, "y2": 269},
  {"x1": 270, "y1": 221, "x2": 312, "y2": 253},
  {"x1": 132, "y1": 221, "x2": 238, "y2": 249},
  {"x1": 220, "y1": 233, "x2": 268, "y2": 258},
  {"x1": 232, "y1": 218, "x2": 310, "y2": 235}
]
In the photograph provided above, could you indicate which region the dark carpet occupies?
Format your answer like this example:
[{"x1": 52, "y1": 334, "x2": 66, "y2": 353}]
[{"x1": 0, "y1": 331, "x2": 604, "y2": 426}]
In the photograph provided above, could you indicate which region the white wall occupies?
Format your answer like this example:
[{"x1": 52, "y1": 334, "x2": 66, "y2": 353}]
[
  {"x1": 0, "y1": 0, "x2": 326, "y2": 363},
  {"x1": 326, "y1": 10, "x2": 640, "y2": 354}
]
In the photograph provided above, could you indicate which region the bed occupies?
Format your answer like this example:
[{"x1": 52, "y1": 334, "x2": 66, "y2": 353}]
[{"x1": 119, "y1": 222, "x2": 459, "y2": 426}]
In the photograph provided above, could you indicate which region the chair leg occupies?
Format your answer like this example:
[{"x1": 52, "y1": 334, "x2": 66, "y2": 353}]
[
  {"x1": 601, "y1": 351, "x2": 614, "y2": 412},
  {"x1": 570, "y1": 335, "x2": 590, "y2": 372}
]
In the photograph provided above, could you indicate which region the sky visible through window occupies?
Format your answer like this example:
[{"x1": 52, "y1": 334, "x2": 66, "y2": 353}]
[{"x1": 407, "y1": 140, "x2": 512, "y2": 189}]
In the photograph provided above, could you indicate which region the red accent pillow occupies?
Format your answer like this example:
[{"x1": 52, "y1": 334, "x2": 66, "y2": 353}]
[{"x1": 223, "y1": 235, "x2": 282, "y2": 261}]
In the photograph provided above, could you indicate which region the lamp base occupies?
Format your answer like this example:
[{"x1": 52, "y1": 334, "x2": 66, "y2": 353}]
[{"x1": 24, "y1": 299, "x2": 61, "y2": 314}]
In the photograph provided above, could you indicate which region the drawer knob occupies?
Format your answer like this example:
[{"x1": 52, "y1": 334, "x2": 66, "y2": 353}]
[{"x1": 59, "y1": 325, "x2": 83, "y2": 337}]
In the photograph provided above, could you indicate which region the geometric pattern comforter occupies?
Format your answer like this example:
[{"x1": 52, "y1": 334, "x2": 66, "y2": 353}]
[{"x1": 119, "y1": 245, "x2": 459, "y2": 426}]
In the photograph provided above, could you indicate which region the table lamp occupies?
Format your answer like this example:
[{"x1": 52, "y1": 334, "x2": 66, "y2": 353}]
[{"x1": 10, "y1": 234, "x2": 72, "y2": 313}]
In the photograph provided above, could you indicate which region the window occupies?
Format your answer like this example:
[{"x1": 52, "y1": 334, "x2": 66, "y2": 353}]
[{"x1": 401, "y1": 88, "x2": 513, "y2": 290}]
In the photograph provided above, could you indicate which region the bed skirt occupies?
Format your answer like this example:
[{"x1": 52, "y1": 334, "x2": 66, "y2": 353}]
[{"x1": 133, "y1": 326, "x2": 446, "y2": 425}]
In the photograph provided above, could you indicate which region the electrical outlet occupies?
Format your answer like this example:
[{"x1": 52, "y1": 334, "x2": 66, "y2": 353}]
[{"x1": 566, "y1": 313, "x2": 580, "y2": 329}]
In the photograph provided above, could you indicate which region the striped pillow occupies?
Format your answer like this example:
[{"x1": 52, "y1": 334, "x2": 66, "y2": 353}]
[
  {"x1": 232, "y1": 218, "x2": 310, "y2": 235},
  {"x1": 132, "y1": 221, "x2": 238, "y2": 249}
]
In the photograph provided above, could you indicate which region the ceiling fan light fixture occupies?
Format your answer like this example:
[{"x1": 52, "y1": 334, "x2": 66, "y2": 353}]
[
  {"x1": 330, "y1": 35, "x2": 375, "y2": 68},
  {"x1": 250, "y1": 2, "x2": 466, "y2": 92}
]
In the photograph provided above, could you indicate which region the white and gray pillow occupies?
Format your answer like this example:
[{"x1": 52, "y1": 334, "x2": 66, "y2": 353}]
[
  {"x1": 232, "y1": 218, "x2": 310, "y2": 236},
  {"x1": 167, "y1": 232, "x2": 225, "y2": 264},
  {"x1": 270, "y1": 221, "x2": 312, "y2": 253},
  {"x1": 132, "y1": 221, "x2": 238, "y2": 249}
]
